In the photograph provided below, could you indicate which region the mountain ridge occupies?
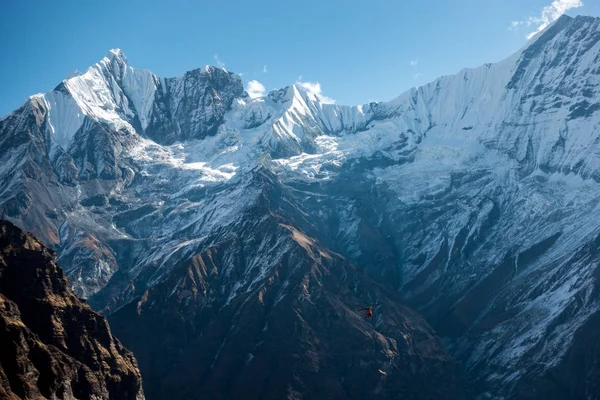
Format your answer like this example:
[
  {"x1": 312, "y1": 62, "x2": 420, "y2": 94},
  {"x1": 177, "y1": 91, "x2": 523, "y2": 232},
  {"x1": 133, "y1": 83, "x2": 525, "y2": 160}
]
[
  {"x1": 1, "y1": 12, "x2": 600, "y2": 399},
  {"x1": 0, "y1": 219, "x2": 145, "y2": 400}
]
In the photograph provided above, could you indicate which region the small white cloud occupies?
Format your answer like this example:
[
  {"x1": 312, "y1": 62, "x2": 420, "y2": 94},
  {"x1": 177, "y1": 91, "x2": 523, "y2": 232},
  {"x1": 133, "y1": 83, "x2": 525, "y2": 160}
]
[
  {"x1": 246, "y1": 80, "x2": 266, "y2": 99},
  {"x1": 295, "y1": 79, "x2": 336, "y2": 104},
  {"x1": 214, "y1": 54, "x2": 226, "y2": 69},
  {"x1": 509, "y1": 20, "x2": 523, "y2": 30},
  {"x1": 263, "y1": 65, "x2": 268, "y2": 73},
  {"x1": 409, "y1": 60, "x2": 421, "y2": 79},
  {"x1": 511, "y1": 0, "x2": 583, "y2": 39}
]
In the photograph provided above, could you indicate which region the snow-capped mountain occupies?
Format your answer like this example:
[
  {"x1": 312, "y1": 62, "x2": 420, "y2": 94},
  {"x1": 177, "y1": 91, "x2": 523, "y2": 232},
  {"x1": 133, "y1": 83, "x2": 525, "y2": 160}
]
[{"x1": 1, "y1": 13, "x2": 600, "y2": 399}]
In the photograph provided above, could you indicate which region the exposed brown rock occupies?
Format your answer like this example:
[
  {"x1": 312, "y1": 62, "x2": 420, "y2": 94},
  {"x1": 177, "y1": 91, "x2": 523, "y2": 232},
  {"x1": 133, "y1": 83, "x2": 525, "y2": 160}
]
[
  {"x1": 0, "y1": 220, "x2": 145, "y2": 400},
  {"x1": 109, "y1": 213, "x2": 466, "y2": 400}
]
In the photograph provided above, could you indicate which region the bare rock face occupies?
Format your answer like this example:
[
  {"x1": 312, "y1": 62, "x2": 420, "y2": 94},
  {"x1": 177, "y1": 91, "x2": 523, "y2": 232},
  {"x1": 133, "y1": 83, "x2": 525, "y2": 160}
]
[
  {"x1": 108, "y1": 208, "x2": 467, "y2": 400},
  {"x1": 0, "y1": 220, "x2": 144, "y2": 400}
]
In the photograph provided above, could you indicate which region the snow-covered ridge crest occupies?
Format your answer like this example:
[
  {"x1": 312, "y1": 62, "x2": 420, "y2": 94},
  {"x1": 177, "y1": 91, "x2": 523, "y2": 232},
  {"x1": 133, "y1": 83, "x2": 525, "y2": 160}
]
[
  {"x1": 38, "y1": 48, "x2": 157, "y2": 150},
  {"x1": 267, "y1": 84, "x2": 371, "y2": 142},
  {"x1": 147, "y1": 13, "x2": 600, "y2": 182},
  {"x1": 64, "y1": 47, "x2": 158, "y2": 131},
  {"x1": 35, "y1": 48, "x2": 246, "y2": 151},
  {"x1": 22, "y1": 14, "x2": 600, "y2": 182}
]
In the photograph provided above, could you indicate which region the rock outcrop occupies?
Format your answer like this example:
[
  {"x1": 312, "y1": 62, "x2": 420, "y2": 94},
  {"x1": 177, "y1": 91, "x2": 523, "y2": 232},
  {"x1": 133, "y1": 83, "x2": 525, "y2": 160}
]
[
  {"x1": 0, "y1": 220, "x2": 144, "y2": 400},
  {"x1": 109, "y1": 209, "x2": 467, "y2": 400}
]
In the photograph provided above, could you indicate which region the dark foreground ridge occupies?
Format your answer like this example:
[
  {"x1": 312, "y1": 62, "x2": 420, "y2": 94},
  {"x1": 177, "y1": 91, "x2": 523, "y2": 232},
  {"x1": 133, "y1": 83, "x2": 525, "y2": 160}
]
[
  {"x1": 0, "y1": 220, "x2": 144, "y2": 400},
  {"x1": 108, "y1": 203, "x2": 468, "y2": 400}
]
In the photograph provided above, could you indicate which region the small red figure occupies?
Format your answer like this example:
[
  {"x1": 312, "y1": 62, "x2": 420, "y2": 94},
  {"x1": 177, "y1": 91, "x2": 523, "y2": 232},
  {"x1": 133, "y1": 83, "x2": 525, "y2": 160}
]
[{"x1": 356, "y1": 304, "x2": 376, "y2": 318}]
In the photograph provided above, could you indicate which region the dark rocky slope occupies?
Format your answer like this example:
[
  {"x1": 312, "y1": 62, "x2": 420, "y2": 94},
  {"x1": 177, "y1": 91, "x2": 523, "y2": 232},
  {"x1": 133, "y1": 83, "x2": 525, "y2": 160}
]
[
  {"x1": 109, "y1": 207, "x2": 467, "y2": 400},
  {"x1": 0, "y1": 220, "x2": 144, "y2": 400}
]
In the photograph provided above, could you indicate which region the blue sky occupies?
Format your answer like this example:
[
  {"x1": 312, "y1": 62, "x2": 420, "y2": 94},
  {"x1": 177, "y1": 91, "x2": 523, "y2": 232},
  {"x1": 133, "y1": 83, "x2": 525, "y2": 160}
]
[{"x1": 1, "y1": 0, "x2": 599, "y2": 116}]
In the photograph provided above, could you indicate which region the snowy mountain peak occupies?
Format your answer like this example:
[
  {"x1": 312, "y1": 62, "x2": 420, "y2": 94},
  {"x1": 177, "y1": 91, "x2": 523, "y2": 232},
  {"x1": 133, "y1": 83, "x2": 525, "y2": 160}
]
[
  {"x1": 104, "y1": 48, "x2": 128, "y2": 64},
  {"x1": 572, "y1": 14, "x2": 600, "y2": 24},
  {"x1": 66, "y1": 69, "x2": 83, "y2": 79},
  {"x1": 97, "y1": 48, "x2": 133, "y2": 80},
  {"x1": 14, "y1": 12, "x2": 600, "y2": 167}
]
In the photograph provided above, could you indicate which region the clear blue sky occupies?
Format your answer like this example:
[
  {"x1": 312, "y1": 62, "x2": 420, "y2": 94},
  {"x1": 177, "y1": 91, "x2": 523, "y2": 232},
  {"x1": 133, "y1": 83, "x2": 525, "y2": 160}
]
[{"x1": 1, "y1": 0, "x2": 599, "y2": 116}]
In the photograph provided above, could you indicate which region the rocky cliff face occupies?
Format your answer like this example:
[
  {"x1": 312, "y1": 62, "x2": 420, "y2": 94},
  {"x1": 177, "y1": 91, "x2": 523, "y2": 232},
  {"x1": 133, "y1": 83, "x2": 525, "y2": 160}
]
[
  {"x1": 0, "y1": 220, "x2": 144, "y2": 400},
  {"x1": 107, "y1": 179, "x2": 467, "y2": 399}
]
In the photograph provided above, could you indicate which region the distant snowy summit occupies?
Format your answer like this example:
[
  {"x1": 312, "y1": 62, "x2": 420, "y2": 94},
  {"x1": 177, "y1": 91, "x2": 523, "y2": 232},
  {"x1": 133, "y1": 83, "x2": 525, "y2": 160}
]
[{"x1": 16, "y1": 15, "x2": 600, "y2": 188}]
